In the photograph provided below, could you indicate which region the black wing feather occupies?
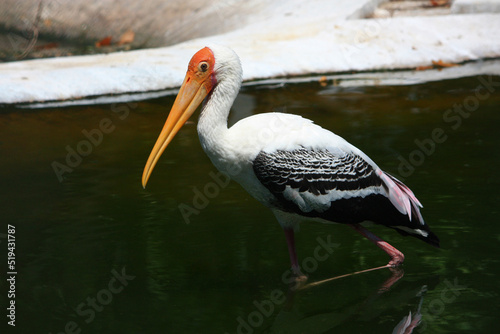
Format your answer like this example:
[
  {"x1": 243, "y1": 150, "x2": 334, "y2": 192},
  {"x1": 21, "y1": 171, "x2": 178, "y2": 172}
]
[
  {"x1": 252, "y1": 148, "x2": 440, "y2": 247},
  {"x1": 253, "y1": 148, "x2": 381, "y2": 205}
]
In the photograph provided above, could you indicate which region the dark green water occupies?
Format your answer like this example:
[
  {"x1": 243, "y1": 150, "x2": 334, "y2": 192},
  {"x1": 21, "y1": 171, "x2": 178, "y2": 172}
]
[{"x1": 1, "y1": 75, "x2": 499, "y2": 333}]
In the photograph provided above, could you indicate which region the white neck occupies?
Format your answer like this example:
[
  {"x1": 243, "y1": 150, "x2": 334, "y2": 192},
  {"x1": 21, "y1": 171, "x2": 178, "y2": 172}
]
[
  {"x1": 197, "y1": 46, "x2": 242, "y2": 159},
  {"x1": 197, "y1": 80, "x2": 234, "y2": 150}
]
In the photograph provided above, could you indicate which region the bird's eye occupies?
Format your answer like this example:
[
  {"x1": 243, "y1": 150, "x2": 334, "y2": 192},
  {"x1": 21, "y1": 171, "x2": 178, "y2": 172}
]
[{"x1": 199, "y1": 62, "x2": 209, "y2": 72}]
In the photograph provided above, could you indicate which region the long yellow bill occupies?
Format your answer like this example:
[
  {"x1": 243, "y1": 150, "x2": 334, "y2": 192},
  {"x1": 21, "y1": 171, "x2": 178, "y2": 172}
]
[
  {"x1": 142, "y1": 46, "x2": 215, "y2": 188},
  {"x1": 142, "y1": 73, "x2": 211, "y2": 188}
]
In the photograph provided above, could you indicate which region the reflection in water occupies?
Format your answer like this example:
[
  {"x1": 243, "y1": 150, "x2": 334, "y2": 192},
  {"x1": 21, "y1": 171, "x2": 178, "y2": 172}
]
[
  {"x1": 392, "y1": 285, "x2": 426, "y2": 334},
  {"x1": 266, "y1": 268, "x2": 431, "y2": 334}
]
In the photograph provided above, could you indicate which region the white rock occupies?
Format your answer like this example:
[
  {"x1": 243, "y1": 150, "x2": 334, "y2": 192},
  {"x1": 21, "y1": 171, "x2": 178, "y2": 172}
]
[{"x1": 1, "y1": 0, "x2": 500, "y2": 105}]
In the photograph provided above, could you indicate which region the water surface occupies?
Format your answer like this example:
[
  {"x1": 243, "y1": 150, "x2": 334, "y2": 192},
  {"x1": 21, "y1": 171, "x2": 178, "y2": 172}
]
[{"x1": 1, "y1": 75, "x2": 499, "y2": 333}]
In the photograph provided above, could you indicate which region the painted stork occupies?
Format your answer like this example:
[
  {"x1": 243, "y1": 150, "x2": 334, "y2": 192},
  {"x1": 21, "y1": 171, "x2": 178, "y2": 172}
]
[{"x1": 142, "y1": 45, "x2": 439, "y2": 278}]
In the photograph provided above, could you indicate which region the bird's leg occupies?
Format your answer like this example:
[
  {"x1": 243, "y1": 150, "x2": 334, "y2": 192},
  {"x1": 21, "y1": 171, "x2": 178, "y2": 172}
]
[
  {"x1": 350, "y1": 224, "x2": 405, "y2": 267},
  {"x1": 284, "y1": 228, "x2": 307, "y2": 281}
]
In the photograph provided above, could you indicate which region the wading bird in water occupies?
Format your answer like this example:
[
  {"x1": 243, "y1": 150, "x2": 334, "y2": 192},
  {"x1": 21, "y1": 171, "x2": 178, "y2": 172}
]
[{"x1": 142, "y1": 45, "x2": 439, "y2": 279}]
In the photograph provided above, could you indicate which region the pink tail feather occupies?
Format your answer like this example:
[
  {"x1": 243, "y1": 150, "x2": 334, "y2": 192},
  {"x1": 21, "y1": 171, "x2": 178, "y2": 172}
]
[{"x1": 376, "y1": 170, "x2": 424, "y2": 225}]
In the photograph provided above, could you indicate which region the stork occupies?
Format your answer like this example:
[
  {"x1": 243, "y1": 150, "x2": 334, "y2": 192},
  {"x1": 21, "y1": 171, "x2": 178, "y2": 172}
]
[{"x1": 142, "y1": 45, "x2": 439, "y2": 279}]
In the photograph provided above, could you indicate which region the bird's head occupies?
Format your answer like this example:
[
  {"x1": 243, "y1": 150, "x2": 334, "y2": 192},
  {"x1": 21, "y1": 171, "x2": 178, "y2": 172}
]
[{"x1": 141, "y1": 45, "x2": 241, "y2": 188}]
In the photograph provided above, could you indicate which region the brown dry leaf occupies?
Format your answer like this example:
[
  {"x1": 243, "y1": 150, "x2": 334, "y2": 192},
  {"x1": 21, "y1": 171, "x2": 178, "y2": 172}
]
[
  {"x1": 432, "y1": 60, "x2": 458, "y2": 68},
  {"x1": 118, "y1": 30, "x2": 135, "y2": 45},
  {"x1": 95, "y1": 36, "x2": 112, "y2": 48},
  {"x1": 416, "y1": 65, "x2": 434, "y2": 71},
  {"x1": 319, "y1": 76, "x2": 328, "y2": 87},
  {"x1": 34, "y1": 42, "x2": 59, "y2": 51},
  {"x1": 430, "y1": 0, "x2": 449, "y2": 6}
]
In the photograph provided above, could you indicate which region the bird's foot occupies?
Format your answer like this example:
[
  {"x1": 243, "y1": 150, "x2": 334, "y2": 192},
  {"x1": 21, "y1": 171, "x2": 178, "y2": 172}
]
[
  {"x1": 386, "y1": 253, "x2": 405, "y2": 268},
  {"x1": 289, "y1": 266, "x2": 308, "y2": 290}
]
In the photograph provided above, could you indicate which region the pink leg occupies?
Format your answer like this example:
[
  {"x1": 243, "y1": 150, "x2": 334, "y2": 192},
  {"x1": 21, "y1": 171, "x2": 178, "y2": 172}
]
[
  {"x1": 350, "y1": 224, "x2": 405, "y2": 267},
  {"x1": 284, "y1": 228, "x2": 306, "y2": 278}
]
